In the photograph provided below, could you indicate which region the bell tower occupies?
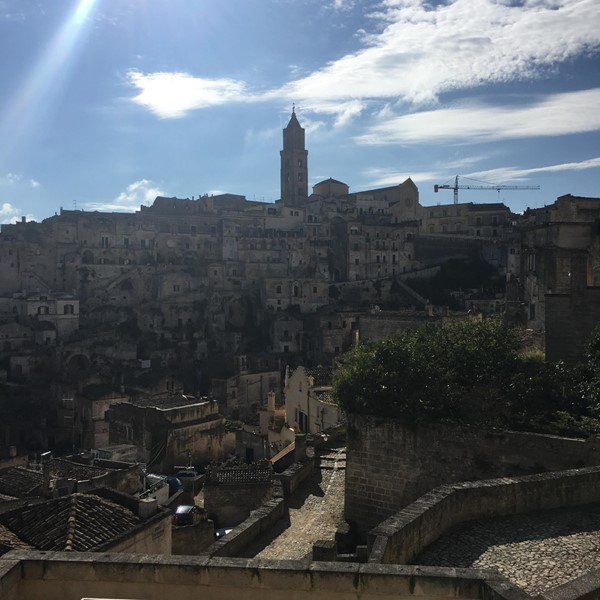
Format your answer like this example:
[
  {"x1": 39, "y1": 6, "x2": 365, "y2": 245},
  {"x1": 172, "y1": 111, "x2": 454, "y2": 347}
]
[{"x1": 280, "y1": 107, "x2": 308, "y2": 204}]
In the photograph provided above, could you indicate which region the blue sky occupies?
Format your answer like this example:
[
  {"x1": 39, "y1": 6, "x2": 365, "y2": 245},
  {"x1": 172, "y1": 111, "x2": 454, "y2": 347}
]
[{"x1": 1, "y1": 0, "x2": 599, "y2": 224}]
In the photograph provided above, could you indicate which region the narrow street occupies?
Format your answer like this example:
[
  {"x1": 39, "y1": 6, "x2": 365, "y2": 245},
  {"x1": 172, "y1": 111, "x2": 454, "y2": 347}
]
[{"x1": 242, "y1": 446, "x2": 346, "y2": 560}]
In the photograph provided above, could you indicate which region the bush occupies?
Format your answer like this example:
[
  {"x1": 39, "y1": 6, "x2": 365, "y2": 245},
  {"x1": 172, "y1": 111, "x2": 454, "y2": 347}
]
[
  {"x1": 333, "y1": 318, "x2": 600, "y2": 434},
  {"x1": 333, "y1": 318, "x2": 519, "y2": 424}
]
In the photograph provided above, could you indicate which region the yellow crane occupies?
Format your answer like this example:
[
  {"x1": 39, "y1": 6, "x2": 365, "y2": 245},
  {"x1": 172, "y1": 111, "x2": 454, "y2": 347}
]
[{"x1": 434, "y1": 175, "x2": 540, "y2": 204}]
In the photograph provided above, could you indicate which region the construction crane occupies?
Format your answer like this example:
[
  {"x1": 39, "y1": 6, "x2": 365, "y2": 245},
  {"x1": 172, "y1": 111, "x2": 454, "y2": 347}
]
[{"x1": 434, "y1": 175, "x2": 540, "y2": 204}]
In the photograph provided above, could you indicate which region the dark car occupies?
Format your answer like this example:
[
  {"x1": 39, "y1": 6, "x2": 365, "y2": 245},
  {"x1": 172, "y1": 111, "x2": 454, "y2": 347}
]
[{"x1": 171, "y1": 504, "x2": 205, "y2": 527}]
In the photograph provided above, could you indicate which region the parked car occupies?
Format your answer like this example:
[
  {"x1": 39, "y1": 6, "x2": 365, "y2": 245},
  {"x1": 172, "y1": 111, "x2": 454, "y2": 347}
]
[
  {"x1": 172, "y1": 504, "x2": 205, "y2": 527},
  {"x1": 215, "y1": 527, "x2": 233, "y2": 539}
]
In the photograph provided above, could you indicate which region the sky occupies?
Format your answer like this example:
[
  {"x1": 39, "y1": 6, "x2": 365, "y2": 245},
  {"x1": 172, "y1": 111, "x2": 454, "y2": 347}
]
[{"x1": 0, "y1": 0, "x2": 599, "y2": 224}]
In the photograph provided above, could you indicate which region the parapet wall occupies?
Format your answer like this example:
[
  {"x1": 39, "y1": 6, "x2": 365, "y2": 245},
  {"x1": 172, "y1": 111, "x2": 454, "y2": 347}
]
[
  {"x1": 205, "y1": 498, "x2": 285, "y2": 558},
  {"x1": 0, "y1": 551, "x2": 515, "y2": 600},
  {"x1": 368, "y1": 465, "x2": 600, "y2": 565},
  {"x1": 345, "y1": 414, "x2": 600, "y2": 536}
]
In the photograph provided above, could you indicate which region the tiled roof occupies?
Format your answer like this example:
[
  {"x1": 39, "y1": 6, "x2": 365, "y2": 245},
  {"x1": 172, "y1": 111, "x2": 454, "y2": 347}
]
[
  {"x1": 131, "y1": 394, "x2": 208, "y2": 409},
  {"x1": 313, "y1": 391, "x2": 335, "y2": 405},
  {"x1": 305, "y1": 366, "x2": 333, "y2": 387},
  {"x1": 0, "y1": 468, "x2": 42, "y2": 498},
  {"x1": 0, "y1": 460, "x2": 111, "y2": 499},
  {"x1": 48, "y1": 458, "x2": 109, "y2": 480},
  {"x1": 0, "y1": 493, "x2": 139, "y2": 552},
  {"x1": 0, "y1": 523, "x2": 32, "y2": 556}
]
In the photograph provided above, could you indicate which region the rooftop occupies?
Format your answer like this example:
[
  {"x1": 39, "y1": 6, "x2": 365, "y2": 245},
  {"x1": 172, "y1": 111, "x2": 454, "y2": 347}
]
[
  {"x1": 131, "y1": 394, "x2": 211, "y2": 410},
  {"x1": 0, "y1": 468, "x2": 42, "y2": 499},
  {"x1": 0, "y1": 493, "x2": 138, "y2": 552}
]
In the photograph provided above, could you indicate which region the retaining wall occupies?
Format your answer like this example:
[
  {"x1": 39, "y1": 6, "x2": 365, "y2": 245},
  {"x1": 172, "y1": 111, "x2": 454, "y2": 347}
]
[
  {"x1": 345, "y1": 414, "x2": 600, "y2": 536},
  {"x1": 275, "y1": 459, "x2": 314, "y2": 496},
  {"x1": 203, "y1": 498, "x2": 285, "y2": 558},
  {"x1": 368, "y1": 465, "x2": 600, "y2": 565}
]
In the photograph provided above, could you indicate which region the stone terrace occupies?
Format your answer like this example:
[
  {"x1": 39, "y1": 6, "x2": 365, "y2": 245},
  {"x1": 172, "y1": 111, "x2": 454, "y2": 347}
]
[{"x1": 416, "y1": 504, "x2": 600, "y2": 595}]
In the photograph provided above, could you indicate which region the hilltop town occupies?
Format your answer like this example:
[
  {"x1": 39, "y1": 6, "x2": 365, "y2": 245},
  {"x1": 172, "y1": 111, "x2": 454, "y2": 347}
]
[
  {"x1": 1, "y1": 111, "x2": 600, "y2": 600},
  {"x1": 1, "y1": 110, "x2": 598, "y2": 461}
]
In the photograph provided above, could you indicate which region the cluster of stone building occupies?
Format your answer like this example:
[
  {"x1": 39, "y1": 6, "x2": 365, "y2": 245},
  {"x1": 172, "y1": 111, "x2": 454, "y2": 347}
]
[{"x1": 0, "y1": 110, "x2": 598, "y2": 465}]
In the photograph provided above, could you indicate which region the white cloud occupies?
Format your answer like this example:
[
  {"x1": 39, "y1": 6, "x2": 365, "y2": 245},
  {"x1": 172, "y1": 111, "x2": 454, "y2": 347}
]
[
  {"x1": 365, "y1": 156, "x2": 600, "y2": 189},
  {"x1": 280, "y1": 0, "x2": 600, "y2": 111},
  {"x1": 0, "y1": 173, "x2": 20, "y2": 185},
  {"x1": 126, "y1": 0, "x2": 600, "y2": 129},
  {"x1": 465, "y1": 156, "x2": 600, "y2": 182},
  {"x1": 85, "y1": 179, "x2": 164, "y2": 212},
  {"x1": 330, "y1": 0, "x2": 356, "y2": 11},
  {"x1": 356, "y1": 88, "x2": 600, "y2": 144},
  {"x1": 0, "y1": 202, "x2": 35, "y2": 224},
  {"x1": 0, "y1": 172, "x2": 41, "y2": 188},
  {"x1": 127, "y1": 71, "x2": 250, "y2": 118}
]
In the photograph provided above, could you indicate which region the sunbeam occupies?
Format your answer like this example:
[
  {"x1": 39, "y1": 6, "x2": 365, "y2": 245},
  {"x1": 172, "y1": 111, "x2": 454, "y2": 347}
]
[{"x1": 0, "y1": 0, "x2": 100, "y2": 163}]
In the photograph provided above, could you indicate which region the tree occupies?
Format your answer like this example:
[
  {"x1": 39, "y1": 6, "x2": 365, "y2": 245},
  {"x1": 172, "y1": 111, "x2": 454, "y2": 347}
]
[{"x1": 333, "y1": 318, "x2": 519, "y2": 424}]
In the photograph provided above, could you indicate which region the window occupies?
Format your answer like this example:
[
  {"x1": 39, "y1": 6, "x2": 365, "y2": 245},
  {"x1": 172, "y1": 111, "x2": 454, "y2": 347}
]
[
  {"x1": 63, "y1": 304, "x2": 74, "y2": 315},
  {"x1": 173, "y1": 285, "x2": 180, "y2": 292},
  {"x1": 529, "y1": 303, "x2": 536, "y2": 321},
  {"x1": 276, "y1": 285, "x2": 282, "y2": 294},
  {"x1": 124, "y1": 238, "x2": 129, "y2": 248},
  {"x1": 101, "y1": 236, "x2": 109, "y2": 248},
  {"x1": 298, "y1": 159, "x2": 303, "y2": 167},
  {"x1": 355, "y1": 258, "x2": 359, "y2": 265},
  {"x1": 298, "y1": 174, "x2": 303, "y2": 181},
  {"x1": 141, "y1": 239, "x2": 146, "y2": 248},
  {"x1": 37, "y1": 306, "x2": 49, "y2": 315},
  {"x1": 313, "y1": 286, "x2": 317, "y2": 294}
]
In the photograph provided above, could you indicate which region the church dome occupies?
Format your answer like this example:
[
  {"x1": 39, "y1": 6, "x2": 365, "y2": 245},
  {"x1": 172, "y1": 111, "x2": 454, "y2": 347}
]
[{"x1": 312, "y1": 178, "x2": 349, "y2": 198}]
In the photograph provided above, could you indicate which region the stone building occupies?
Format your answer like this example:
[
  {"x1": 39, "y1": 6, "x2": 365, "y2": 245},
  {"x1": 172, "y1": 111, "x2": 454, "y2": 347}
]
[
  {"x1": 516, "y1": 194, "x2": 600, "y2": 330},
  {"x1": 106, "y1": 394, "x2": 233, "y2": 472},
  {"x1": 211, "y1": 353, "x2": 281, "y2": 420},
  {"x1": 284, "y1": 365, "x2": 342, "y2": 435}
]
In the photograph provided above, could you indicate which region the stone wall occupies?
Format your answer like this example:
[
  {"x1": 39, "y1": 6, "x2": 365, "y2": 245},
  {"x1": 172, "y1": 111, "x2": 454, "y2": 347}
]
[
  {"x1": 103, "y1": 511, "x2": 172, "y2": 555},
  {"x1": 172, "y1": 519, "x2": 215, "y2": 555},
  {"x1": 368, "y1": 466, "x2": 600, "y2": 565},
  {"x1": 0, "y1": 551, "x2": 519, "y2": 600},
  {"x1": 275, "y1": 459, "x2": 314, "y2": 496},
  {"x1": 204, "y1": 479, "x2": 273, "y2": 527},
  {"x1": 206, "y1": 498, "x2": 285, "y2": 558},
  {"x1": 345, "y1": 414, "x2": 600, "y2": 536}
]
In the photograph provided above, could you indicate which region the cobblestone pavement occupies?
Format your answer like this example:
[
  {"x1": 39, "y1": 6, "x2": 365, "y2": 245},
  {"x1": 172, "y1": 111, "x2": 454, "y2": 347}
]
[
  {"x1": 416, "y1": 504, "x2": 600, "y2": 595},
  {"x1": 243, "y1": 446, "x2": 346, "y2": 561}
]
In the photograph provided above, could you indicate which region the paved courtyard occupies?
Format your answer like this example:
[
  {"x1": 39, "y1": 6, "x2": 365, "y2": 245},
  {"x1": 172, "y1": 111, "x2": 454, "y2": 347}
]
[{"x1": 416, "y1": 504, "x2": 600, "y2": 595}]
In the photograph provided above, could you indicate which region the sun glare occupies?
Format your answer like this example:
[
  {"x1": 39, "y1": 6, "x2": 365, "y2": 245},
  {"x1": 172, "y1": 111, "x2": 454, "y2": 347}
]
[{"x1": 0, "y1": 0, "x2": 100, "y2": 162}]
